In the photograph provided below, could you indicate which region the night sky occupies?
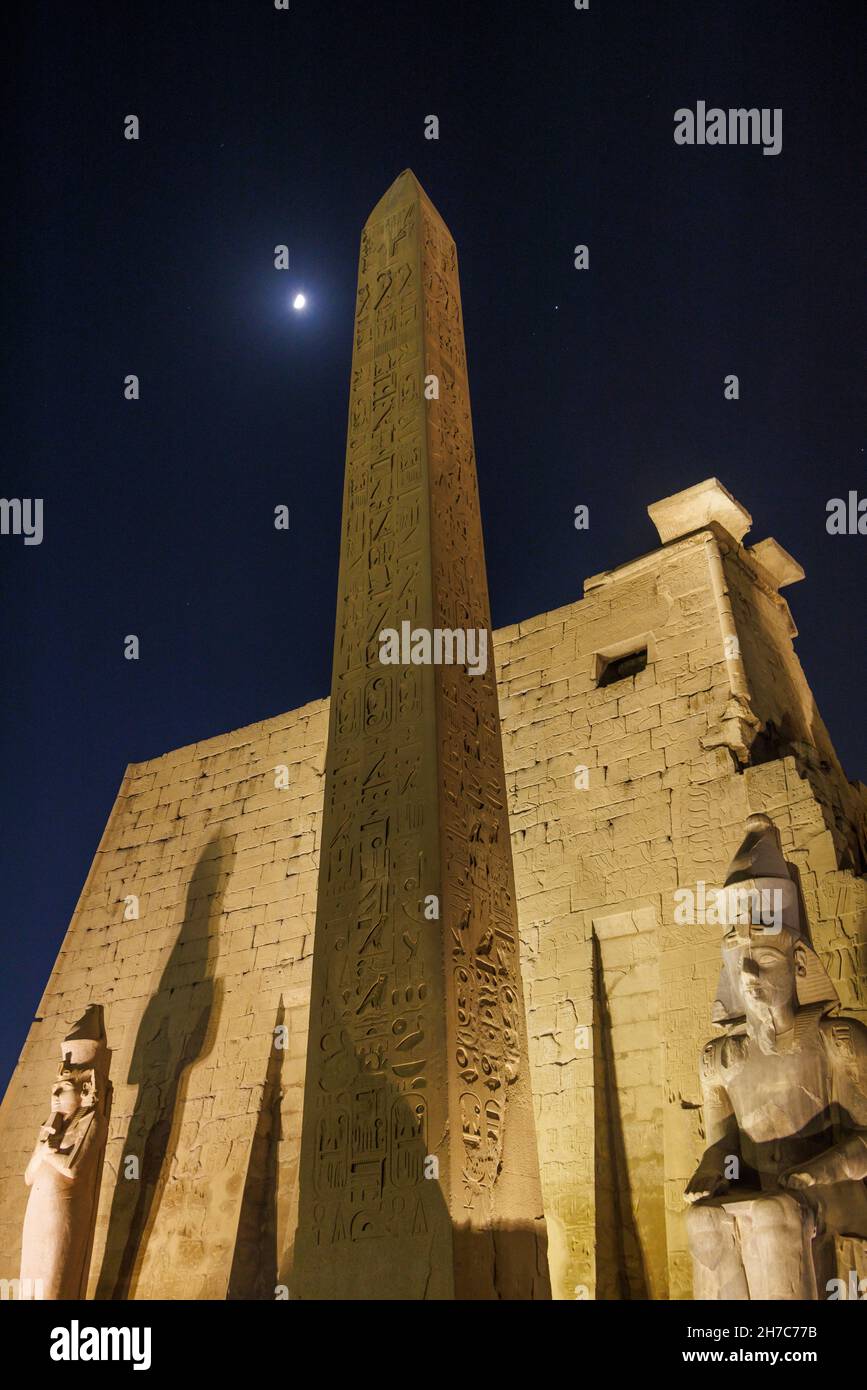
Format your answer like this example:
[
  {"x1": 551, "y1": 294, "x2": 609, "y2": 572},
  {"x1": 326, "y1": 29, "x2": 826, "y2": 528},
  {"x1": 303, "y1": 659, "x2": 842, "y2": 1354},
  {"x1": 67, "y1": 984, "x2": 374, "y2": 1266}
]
[{"x1": 2, "y1": 0, "x2": 864, "y2": 1093}]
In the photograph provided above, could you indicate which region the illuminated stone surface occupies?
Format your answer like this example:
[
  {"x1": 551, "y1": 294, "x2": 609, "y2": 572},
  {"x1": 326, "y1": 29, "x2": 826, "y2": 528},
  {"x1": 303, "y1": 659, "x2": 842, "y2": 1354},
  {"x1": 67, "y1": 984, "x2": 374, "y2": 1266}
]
[
  {"x1": 19, "y1": 1006, "x2": 111, "y2": 1298},
  {"x1": 0, "y1": 180, "x2": 864, "y2": 1302},
  {"x1": 291, "y1": 170, "x2": 549, "y2": 1299},
  {"x1": 685, "y1": 814, "x2": 867, "y2": 1299}
]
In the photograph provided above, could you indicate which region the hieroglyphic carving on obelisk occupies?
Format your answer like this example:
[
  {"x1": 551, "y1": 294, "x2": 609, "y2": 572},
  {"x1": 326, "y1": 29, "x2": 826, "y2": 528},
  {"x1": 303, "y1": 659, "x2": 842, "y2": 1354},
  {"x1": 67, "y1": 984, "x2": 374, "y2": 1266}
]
[{"x1": 293, "y1": 171, "x2": 550, "y2": 1299}]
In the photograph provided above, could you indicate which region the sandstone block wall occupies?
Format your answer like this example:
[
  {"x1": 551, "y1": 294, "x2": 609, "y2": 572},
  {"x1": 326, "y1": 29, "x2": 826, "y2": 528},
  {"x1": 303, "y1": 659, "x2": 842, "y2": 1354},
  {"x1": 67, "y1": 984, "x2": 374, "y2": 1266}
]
[
  {"x1": 496, "y1": 527, "x2": 867, "y2": 1300},
  {"x1": 1, "y1": 522, "x2": 864, "y2": 1301},
  {"x1": 0, "y1": 701, "x2": 329, "y2": 1300}
]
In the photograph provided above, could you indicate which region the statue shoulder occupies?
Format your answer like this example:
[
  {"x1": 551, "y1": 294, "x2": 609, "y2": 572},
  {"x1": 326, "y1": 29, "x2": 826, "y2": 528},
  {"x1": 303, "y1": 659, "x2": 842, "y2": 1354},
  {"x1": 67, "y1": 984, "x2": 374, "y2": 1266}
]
[
  {"x1": 701, "y1": 1032, "x2": 747, "y2": 1083},
  {"x1": 818, "y1": 1014, "x2": 867, "y2": 1063}
]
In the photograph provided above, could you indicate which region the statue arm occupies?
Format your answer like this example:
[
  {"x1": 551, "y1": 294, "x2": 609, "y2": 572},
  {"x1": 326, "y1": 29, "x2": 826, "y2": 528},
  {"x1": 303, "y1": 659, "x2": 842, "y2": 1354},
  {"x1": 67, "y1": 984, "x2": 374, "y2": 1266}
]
[
  {"x1": 24, "y1": 1142, "x2": 45, "y2": 1186},
  {"x1": 685, "y1": 1048, "x2": 741, "y2": 1202},
  {"x1": 24, "y1": 1116, "x2": 64, "y2": 1185},
  {"x1": 781, "y1": 1131, "x2": 867, "y2": 1188},
  {"x1": 33, "y1": 1113, "x2": 98, "y2": 1182},
  {"x1": 35, "y1": 1145, "x2": 80, "y2": 1180},
  {"x1": 781, "y1": 1019, "x2": 867, "y2": 1189},
  {"x1": 827, "y1": 1132, "x2": 867, "y2": 1181}
]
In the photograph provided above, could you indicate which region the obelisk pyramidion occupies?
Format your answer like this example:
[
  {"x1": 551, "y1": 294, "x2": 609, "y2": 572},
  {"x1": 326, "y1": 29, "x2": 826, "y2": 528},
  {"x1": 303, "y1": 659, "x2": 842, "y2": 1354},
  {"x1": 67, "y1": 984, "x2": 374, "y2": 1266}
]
[{"x1": 293, "y1": 171, "x2": 550, "y2": 1299}]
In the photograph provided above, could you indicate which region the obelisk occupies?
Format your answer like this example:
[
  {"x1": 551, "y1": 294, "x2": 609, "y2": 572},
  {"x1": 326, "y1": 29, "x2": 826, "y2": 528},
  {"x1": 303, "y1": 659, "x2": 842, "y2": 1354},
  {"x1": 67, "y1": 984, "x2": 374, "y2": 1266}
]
[{"x1": 293, "y1": 171, "x2": 550, "y2": 1299}]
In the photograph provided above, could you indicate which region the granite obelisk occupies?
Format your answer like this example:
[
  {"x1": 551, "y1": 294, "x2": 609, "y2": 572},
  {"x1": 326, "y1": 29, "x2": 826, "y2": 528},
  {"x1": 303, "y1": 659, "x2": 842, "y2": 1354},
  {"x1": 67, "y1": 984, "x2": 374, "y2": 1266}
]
[{"x1": 293, "y1": 171, "x2": 549, "y2": 1299}]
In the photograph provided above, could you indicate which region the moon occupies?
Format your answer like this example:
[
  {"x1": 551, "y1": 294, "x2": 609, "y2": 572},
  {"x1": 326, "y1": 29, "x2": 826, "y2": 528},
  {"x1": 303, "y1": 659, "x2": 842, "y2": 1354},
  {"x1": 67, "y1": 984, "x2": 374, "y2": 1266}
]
[{"x1": 293, "y1": 293, "x2": 307, "y2": 310}]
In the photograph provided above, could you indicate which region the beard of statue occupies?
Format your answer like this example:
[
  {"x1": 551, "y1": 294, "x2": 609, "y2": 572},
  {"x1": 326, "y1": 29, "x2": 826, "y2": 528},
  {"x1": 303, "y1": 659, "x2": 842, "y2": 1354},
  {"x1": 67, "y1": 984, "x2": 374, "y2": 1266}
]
[
  {"x1": 745, "y1": 995, "x2": 780, "y2": 1055},
  {"x1": 738, "y1": 930, "x2": 801, "y2": 1055}
]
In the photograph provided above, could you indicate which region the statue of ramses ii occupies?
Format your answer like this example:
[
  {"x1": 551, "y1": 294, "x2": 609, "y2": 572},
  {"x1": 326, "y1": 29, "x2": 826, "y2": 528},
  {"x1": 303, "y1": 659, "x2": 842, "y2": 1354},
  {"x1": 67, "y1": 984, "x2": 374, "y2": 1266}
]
[
  {"x1": 20, "y1": 1004, "x2": 111, "y2": 1299},
  {"x1": 685, "y1": 813, "x2": 867, "y2": 1299}
]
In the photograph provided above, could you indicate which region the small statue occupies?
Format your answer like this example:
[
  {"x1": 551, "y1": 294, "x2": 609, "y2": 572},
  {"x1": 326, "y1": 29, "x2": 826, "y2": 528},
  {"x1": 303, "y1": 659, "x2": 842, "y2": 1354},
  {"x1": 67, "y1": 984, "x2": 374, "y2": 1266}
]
[
  {"x1": 20, "y1": 1004, "x2": 111, "y2": 1298},
  {"x1": 685, "y1": 814, "x2": 867, "y2": 1299}
]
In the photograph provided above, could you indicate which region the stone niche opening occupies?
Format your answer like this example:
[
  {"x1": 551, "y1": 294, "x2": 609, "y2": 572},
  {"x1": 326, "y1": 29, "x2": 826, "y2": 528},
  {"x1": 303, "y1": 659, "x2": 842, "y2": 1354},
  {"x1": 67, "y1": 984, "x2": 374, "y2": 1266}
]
[{"x1": 593, "y1": 634, "x2": 656, "y2": 689}]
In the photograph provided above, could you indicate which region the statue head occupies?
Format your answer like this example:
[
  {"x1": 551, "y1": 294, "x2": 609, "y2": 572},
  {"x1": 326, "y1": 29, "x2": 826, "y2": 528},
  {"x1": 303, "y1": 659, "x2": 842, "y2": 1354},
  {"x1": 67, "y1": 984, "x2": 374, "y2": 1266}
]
[
  {"x1": 51, "y1": 1005, "x2": 109, "y2": 1124},
  {"x1": 736, "y1": 924, "x2": 807, "y2": 1009},
  {"x1": 711, "y1": 814, "x2": 838, "y2": 1029},
  {"x1": 50, "y1": 1065, "x2": 97, "y2": 1122}
]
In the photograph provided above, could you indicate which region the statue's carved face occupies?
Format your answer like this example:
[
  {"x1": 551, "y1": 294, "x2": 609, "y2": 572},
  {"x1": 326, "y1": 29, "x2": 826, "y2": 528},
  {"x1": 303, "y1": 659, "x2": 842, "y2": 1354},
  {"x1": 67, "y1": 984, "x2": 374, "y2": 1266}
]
[
  {"x1": 50, "y1": 1078, "x2": 83, "y2": 1120},
  {"x1": 737, "y1": 932, "x2": 806, "y2": 1014}
]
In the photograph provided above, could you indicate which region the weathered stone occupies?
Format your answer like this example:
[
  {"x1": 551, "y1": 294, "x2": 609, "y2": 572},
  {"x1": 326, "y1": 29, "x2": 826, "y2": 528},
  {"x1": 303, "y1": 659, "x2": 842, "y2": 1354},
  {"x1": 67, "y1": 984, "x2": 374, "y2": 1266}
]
[
  {"x1": 648, "y1": 478, "x2": 752, "y2": 545},
  {"x1": 290, "y1": 171, "x2": 548, "y2": 1301},
  {"x1": 685, "y1": 814, "x2": 867, "y2": 1299},
  {"x1": 19, "y1": 1006, "x2": 111, "y2": 1299},
  {"x1": 0, "y1": 191, "x2": 864, "y2": 1306}
]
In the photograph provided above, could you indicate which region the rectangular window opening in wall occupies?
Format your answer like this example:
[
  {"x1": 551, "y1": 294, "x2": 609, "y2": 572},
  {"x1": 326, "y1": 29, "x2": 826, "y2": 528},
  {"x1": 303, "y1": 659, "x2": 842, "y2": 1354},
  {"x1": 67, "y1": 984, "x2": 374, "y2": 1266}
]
[{"x1": 597, "y1": 647, "x2": 648, "y2": 687}]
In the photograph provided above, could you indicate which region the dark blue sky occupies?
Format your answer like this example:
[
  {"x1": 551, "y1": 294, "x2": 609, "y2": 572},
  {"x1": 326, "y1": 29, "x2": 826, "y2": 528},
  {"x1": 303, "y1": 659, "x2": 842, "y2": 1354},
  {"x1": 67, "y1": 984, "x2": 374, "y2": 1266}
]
[{"x1": 1, "y1": 0, "x2": 864, "y2": 1093}]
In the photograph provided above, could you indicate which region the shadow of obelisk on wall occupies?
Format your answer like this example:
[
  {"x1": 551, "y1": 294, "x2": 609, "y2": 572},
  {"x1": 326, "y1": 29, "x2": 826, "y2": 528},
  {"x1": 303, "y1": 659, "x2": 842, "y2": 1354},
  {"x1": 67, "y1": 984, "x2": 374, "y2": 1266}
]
[
  {"x1": 96, "y1": 832, "x2": 230, "y2": 1299},
  {"x1": 592, "y1": 930, "x2": 648, "y2": 1299},
  {"x1": 227, "y1": 996, "x2": 284, "y2": 1299}
]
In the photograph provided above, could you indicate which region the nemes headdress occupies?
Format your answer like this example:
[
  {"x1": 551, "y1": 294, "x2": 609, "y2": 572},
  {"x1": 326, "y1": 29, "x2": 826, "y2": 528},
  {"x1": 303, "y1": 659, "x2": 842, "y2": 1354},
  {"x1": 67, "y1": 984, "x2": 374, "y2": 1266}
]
[{"x1": 711, "y1": 813, "x2": 838, "y2": 1025}]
